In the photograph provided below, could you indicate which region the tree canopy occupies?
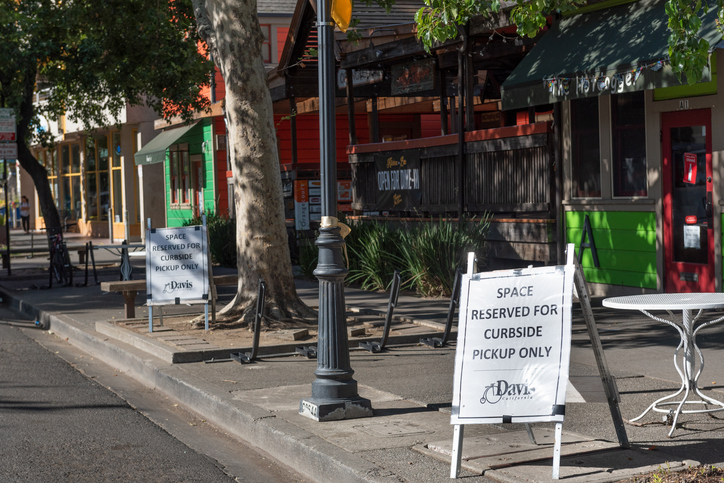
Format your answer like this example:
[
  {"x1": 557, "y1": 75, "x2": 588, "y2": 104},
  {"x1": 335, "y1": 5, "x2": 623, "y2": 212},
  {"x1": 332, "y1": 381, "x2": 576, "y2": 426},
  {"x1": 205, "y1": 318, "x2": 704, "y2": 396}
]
[
  {"x1": 414, "y1": 0, "x2": 724, "y2": 84},
  {"x1": 0, "y1": 0, "x2": 212, "y2": 232}
]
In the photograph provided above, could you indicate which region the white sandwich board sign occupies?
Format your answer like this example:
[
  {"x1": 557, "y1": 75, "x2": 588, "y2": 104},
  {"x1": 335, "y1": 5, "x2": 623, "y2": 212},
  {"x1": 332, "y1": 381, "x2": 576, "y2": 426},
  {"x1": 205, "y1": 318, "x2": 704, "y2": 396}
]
[
  {"x1": 146, "y1": 225, "x2": 210, "y2": 305},
  {"x1": 450, "y1": 250, "x2": 575, "y2": 479},
  {"x1": 451, "y1": 262, "x2": 574, "y2": 424}
]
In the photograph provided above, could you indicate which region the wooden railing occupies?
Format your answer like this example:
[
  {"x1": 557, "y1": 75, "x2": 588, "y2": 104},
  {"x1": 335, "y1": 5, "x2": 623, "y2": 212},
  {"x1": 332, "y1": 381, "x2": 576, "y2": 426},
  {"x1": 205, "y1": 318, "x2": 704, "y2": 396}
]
[{"x1": 348, "y1": 122, "x2": 553, "y2": 215}]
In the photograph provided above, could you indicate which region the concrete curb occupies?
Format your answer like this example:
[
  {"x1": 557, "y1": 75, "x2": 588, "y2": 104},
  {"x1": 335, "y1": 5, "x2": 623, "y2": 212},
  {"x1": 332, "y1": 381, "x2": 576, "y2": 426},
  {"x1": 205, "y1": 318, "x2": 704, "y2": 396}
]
[{"x1": 0, "y1": 286, "x2": 412, "y2": 482}]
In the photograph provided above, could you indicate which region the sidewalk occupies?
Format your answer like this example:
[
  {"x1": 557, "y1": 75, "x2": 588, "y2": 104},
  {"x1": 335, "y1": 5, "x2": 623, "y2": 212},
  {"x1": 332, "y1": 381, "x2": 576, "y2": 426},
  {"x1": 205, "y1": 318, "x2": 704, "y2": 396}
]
[{"x1": 2, "y1": 261, "x2": 724, "y2": 482}]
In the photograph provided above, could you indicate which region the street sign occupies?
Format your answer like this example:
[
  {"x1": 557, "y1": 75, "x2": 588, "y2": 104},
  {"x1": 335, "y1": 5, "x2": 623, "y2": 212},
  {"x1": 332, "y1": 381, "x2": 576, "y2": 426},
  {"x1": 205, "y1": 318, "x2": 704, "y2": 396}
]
[
  {"x1": 0, "y1": 109, "x2": 16, "y2": 142},
  {"x1": 0, "y1": 143, "x2": 17, "y2": 160}
]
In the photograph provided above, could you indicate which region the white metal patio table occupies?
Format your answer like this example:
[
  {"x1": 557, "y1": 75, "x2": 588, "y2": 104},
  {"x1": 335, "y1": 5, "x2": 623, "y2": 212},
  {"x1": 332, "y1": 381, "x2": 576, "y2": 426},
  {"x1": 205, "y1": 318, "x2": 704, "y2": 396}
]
[{"x1": 602, "y1": 293, "x2": 724, "y2": 436}]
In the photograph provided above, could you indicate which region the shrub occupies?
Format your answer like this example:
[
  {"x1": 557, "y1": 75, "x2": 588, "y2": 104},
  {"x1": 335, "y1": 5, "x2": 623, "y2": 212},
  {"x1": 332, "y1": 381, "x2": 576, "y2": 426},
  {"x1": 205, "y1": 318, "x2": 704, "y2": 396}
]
[
  {"x1": 298, "y1": 241, "x2": 318, "y2": 279},
  {"x1": 346, "y1": 220, "x2": 405, "y2": 291},
  {"x1": 183, "y1": 210, "x2": 237, "y2": 268},
  {"x1": 294, "y1": 215, "x2": 491, "y2": 298},
  {"x1": 397, "y1": 216, "x2": 490, "y2": 297}
]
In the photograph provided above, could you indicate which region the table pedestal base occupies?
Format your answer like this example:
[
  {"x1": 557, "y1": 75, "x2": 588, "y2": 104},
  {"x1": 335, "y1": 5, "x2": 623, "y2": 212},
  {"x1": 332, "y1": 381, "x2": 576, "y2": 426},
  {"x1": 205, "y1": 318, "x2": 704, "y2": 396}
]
[
  {"x1": 632, "y1": 308, "x2": 724, "y2": 437},
  {"x1": 631, "y1": 383, "x2": 724, "y2": 437}
]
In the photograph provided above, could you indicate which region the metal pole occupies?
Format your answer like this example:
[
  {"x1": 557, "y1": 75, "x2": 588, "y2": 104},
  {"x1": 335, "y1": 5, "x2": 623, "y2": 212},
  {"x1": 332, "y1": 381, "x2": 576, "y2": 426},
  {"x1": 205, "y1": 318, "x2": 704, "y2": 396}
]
[
  {"x1": 124, "y1": 209, "x2": 130, "y2": 243},
  {"x1": 108, "y1": 207, "x2": 113, "y2": 243},
  {"x1": 456, "y1": 37, "x2": 466, "y2": 220},
  {"x1": 4, "y1": 160, "x2": 10, "y2": 276},
  {"x1": 346, "y1": 69, "x2": 357, "y2": 146},
  {"x1": 299, "y1": 1, "x2": 372, "y2": 421}
]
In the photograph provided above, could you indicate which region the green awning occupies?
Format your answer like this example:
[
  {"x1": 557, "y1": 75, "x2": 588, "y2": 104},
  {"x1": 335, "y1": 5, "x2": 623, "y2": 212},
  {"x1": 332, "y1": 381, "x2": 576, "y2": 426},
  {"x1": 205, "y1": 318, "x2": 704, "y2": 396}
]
[
  {"x1": 134, "y1": 122, "x2": 201, "y2": 166},
  {"x1": 501, "y1": 0, "x2": 722, "y2": 110}
]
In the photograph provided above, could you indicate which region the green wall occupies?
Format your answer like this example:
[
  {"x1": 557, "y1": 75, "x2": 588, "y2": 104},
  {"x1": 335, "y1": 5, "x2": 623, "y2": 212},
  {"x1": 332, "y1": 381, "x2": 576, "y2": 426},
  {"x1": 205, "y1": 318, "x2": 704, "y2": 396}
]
[
  {"x1": 165, "y1": 119, "x2": 216, "y2": 227},
  {"x1": 565, "y1": 211, "x2": 657, "y2": 289}
]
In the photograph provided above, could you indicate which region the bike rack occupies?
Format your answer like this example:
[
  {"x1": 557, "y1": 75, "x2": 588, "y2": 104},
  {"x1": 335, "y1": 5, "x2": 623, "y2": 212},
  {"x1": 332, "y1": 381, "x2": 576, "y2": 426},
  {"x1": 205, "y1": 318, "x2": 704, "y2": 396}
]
[
  {"x1": 420, "y1": 268, "x2": 462, "y2": 348},
  {"x1": 79, "y1": 241, "x2": 100, "y2": 287},
  {"x1": 359, "y1": 270, "x2": 401, "y2": 353},
  {"x1": 295, "y1": 345, "x2": 317, "y2": 359},
  {"x1": 120, "y1": 239, "x2": 132, "y2": 281},
  {"x1": 47, "y1": 243, "x2": 55, "y2": 289},
  {"x1": 231, "y1": 280, "x2": 266, "y2": 364}
]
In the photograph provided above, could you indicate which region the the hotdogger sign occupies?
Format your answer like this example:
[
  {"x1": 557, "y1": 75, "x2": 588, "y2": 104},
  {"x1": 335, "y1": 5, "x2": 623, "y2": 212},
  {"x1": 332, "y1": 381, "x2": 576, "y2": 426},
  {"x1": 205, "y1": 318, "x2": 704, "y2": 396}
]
[{"x1": 451, "y1": 263, "x2": 574, "y2": 424}]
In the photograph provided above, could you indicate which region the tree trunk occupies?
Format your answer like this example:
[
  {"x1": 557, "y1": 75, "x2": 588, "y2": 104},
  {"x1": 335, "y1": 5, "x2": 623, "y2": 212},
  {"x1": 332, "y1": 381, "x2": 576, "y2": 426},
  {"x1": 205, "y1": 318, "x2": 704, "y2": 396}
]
[
  {"x1": 15, "y1": 64, "x2": 62, "y2": 242},
  {"x1": 192, "y1": 0, "x2": 316, "y2": 328}
]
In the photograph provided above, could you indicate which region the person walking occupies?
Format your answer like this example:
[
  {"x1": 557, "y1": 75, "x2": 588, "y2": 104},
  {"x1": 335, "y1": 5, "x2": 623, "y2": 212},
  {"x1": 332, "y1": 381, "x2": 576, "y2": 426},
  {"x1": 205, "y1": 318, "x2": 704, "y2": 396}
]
[{"x1": 20, "y1": 195, "x2": 30, "y2": 233}]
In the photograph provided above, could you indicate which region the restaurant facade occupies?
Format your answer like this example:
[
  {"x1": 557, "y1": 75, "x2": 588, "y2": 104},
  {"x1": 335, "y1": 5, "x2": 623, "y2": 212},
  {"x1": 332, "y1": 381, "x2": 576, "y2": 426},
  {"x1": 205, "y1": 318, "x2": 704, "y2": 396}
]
[
  {"x1": 501, "y1": 0, "x2": 724, "y2": 295},
  {"x1": 292, "y1": 0, "x2": 724, "y2": 296}
]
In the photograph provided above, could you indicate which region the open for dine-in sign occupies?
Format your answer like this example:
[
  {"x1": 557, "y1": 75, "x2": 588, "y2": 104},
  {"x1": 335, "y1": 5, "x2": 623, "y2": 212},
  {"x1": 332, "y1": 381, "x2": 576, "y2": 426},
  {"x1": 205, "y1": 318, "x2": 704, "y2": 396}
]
[{"x1": 451, "y1": 265, "x2": 574, "y2": 424}]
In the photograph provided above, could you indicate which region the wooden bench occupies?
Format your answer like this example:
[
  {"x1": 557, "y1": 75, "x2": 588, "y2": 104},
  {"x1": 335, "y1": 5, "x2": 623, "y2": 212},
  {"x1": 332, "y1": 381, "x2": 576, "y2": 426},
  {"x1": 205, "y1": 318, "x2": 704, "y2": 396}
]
[
  {"x1": 1, "y1": 245, "x2": 88, "y2": 269},
  {"x1": 101, "y1": 274, "x2": 237, "y2": 318}
]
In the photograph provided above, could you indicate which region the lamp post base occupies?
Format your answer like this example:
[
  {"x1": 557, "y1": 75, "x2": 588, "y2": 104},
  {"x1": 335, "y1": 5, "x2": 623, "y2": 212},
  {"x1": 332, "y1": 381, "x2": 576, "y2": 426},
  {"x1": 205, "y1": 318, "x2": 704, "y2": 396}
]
[{"x1": 300, "y1": 397, "x2": 373, "y2": 422}]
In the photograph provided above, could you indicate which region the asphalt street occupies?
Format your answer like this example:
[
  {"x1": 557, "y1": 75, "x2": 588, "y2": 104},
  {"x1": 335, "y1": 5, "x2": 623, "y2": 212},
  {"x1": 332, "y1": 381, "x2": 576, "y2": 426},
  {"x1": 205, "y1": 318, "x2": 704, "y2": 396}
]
[{"x1": 0, "y1": 308, "x2": 308, "y2": 483}]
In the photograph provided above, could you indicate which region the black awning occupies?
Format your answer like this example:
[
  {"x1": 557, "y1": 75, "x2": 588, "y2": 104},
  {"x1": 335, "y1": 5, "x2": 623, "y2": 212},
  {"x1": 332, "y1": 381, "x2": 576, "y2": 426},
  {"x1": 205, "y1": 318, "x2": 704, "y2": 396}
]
[{"x1": 501, "y1": 0, "x2": 721, "y2": 110}]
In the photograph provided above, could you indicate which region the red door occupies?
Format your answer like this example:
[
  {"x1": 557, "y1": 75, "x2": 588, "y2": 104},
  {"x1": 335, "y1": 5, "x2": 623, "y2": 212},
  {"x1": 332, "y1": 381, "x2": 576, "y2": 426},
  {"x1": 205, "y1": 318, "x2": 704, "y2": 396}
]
[{"x1": 662, "y1": 109, "x2": 714, "y2": 292}]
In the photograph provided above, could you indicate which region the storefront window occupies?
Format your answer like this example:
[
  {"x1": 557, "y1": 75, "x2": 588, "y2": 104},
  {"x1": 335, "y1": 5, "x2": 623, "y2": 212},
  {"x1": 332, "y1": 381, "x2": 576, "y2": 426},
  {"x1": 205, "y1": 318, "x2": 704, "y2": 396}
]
[
  {"x1": 88, "y1": 172, "x2": 98, "y2": 219},
  {"x1": 612, "y1": 92, "x2": 647, "y2": 197},
  {"x1": 261, "y1": 24, "x2": 272, "y2": 63},
  {"x1": 181, "y1": 151, "x2": 190, "y2": 204},
  {"x1": 169, "y1": 145, "x2": 191, "y2": 206},
  {"x1": 110, "y1": 131, "x2": 123, "y2": 222},
  {"x1": 571, "y1": 97, "x2": 601, "y2": 198},
  {"x1": 61, "y1": 145, "x2": 70, "y2": 175},
  {"x1": 85, "y1": 136, "x2": 109, "y2": 221},
  {"x1": 170, "y1": 150, "x2": 179, "y2": 204},
  {"x1": 71, "y1": 145, "x2": 81, "y2": 173}
]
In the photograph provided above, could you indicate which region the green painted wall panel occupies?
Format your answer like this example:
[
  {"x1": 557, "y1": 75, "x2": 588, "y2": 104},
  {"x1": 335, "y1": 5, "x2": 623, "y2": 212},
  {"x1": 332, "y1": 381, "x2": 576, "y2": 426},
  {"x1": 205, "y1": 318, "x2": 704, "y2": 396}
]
[
  {"x1": 577, "y1": 248, "x2": 657, "y2": 274},
  {"x1": 565, "y1": 211, "x2": 657, "y2": 289},
  {"x1": 566, "y1": 228, "x2": 656, "y2": 252},
  {"x1": 565, "y1": 211, "x2": 656, "y2": 231},
  {"x1": 580, "y1": 266, "x2": 658, "y2": 289}
]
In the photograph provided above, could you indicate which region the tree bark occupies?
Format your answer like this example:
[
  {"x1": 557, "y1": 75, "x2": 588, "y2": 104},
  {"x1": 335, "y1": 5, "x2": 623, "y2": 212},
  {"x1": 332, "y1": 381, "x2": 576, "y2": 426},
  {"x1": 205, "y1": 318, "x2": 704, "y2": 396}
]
[
  {"x1": 15, "y1": 64, "x2": 62, "y2": 242},
  {"x1": 192, "y1": 0, "x2": 315, "y2": 328}
]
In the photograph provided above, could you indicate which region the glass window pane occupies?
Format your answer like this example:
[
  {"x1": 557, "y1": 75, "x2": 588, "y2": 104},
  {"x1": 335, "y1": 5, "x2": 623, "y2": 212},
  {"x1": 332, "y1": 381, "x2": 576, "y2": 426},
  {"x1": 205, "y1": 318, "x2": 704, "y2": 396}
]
[
  {"x1": 52, "y1": 179, "x2": 60, "y2": 209},
  {"x1": 671, "y1": 125, "x2": 708, "y2": 264},
  {"x1": 112, "y1": 132, "x2": 121, "y2": 168},
  {"x1": 61, "y1": 145, "x2": 70, "y2": 175},
  {"x1": 71, "y1": 145, "x2": 81, "y2": 173},
  {"x1": 612, "y1": 92, "x2": 647, "y2": 197},
  {"x1": 88, "y1": 173, "x2": 98, "y2": 220},
  {"x1": 182, "y1": 151, "x2": 190, "y2": 204},
  {"x1": 86, "y1": 138, "x2": 96, "y2": 172},
  {"x1": 52, "y1": 149, "x2": 59, "y2": 177},
  {"x1": 71, "y1": 177, "x2": 81, "y2": 220},
  {"x1": 98, "y1": 136, "x2": 109, "y2": 171},
  {"x1": 571, "y1": 97, "x2": 601, "y2": 198},
  {"x1": 170, "y1": 151, "x2": 178, "y2": 204},
  {"x1": 100, "y1": 172, "x2": 109, "y2": 221},
  {"x1": 112, "y1": 170, "x2": 122, "y2": 222},
  {"x1": 62, "y1": 177, "x2": 70, "y2": 217}
]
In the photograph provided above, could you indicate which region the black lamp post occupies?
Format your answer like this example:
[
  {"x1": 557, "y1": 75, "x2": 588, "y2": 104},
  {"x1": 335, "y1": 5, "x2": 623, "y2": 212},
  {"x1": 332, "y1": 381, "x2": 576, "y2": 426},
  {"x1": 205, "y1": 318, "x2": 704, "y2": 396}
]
[{"x1": 299, "y1": 0, "x2": 372, "y2": 421}]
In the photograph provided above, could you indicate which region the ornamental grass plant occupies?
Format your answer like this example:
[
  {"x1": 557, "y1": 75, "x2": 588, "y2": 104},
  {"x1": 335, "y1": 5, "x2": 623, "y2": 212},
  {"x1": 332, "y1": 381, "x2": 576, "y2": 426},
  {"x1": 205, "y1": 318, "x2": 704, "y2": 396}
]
[
  {"x1": 299, "y1": 215, "x2": 491, "y2": 298},
  {"x1": 397, "y1": 216, "x2": 490, "y2": 298}
]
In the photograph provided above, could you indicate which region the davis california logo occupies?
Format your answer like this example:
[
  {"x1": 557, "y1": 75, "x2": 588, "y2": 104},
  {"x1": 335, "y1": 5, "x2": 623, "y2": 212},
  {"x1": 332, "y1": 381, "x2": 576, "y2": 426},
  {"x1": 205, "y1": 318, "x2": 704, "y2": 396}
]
[{"x1": 480, "y1": 380, "x2": 535, "y2": 405}]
